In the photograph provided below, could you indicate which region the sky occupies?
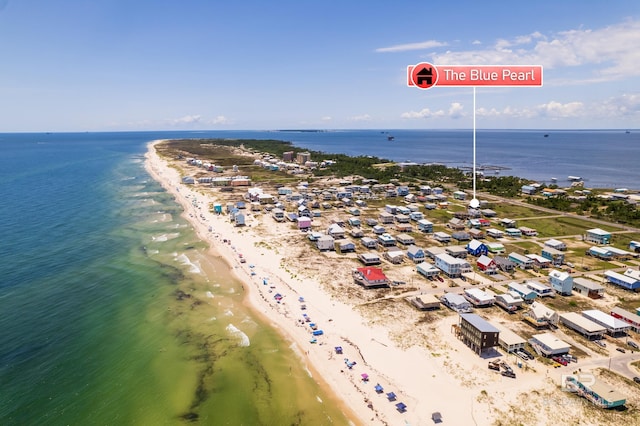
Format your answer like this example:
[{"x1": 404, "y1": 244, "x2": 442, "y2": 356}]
[{"x1": 1, "y1": 0, "x2": 639, "y2": 131}]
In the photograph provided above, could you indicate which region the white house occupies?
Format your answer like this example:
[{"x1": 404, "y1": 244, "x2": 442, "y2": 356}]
[{"x1": 316, "y1": 235, "x2": 335, "y2": 251}]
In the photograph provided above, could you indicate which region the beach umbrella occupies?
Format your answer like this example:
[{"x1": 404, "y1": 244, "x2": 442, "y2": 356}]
[
  {"x1": 374, "y1": 384, "x2": 384, "y2": 393},
  {"x1": 361, "y1": 373, "x2": 369, "y2": 381},
  {"x1": 386, "y1": 392, "x2": 396, "y2": 401},
  {"x1": 395, "y1": 402, "x2": 407, "y2": 412}
]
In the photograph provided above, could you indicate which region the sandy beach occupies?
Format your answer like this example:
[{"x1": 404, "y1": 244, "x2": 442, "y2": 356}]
[{"x1": 144, "y1": 139, "x2": 639, "y2": 426}]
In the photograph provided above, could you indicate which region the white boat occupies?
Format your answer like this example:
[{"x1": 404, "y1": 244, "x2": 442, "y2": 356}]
[{"x1": 567, "y1": 176, "x2": 581, "y2": 181}]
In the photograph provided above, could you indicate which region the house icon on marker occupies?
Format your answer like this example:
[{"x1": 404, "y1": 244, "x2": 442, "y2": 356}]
[{"x1": 416, "y1": 67, "x2": 433, "y2": 86}]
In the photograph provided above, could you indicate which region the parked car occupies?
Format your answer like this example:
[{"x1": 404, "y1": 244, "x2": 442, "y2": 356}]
[
  {"x1": 521, "y1": 349, "x2": 534, "y2": 359},
  {"x1": 633, "y1": 377, "x2": 640, "y2": 384},
  {"x1": 594, "y1": 340, "x2": 606, "y2": 348},
  {"x1": 616, "y1": 347, "x2": 626, "y2": 353},
  {"x1": 628, "y1": 341, "x2": 639, "y2": 349}
]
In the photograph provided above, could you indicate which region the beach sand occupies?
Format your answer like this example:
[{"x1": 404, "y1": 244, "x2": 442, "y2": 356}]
[{"x1": 144, "y1": 139, "x2": 636, "y2": 426}]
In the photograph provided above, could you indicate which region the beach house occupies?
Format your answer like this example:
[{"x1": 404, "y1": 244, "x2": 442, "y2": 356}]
[
  {"x1": 525, "y1": 255, "x2": 550, "y2": 269},
  {"x1": 522, "y1": 302, "x2": 558, "y2": 330},
  {"x1": 433, "y1": 232, "x2": 451, "y2": 243},
  {"x1": 610, "y1": 307, "x2": 640, "y2": 333},
  {"x1": 494, "y1": 256, "x2": 516, "y2": 272},
  {"x1": 352, "y1": 267, "x2": 390, "y2": 289},
  {"x1": 435, "y1": 253, "x2": 472, "y2": 278},
  {"x1": 486, "y1": 242, "x2": 505, "y2": 254},
  {"x1": 497, "y1": 327, "x2": 527, "y2": 353},
  {"x1": 486, "y1": 228, "x2": 504, "y2": 239},
  {"x1": 559, "y1": 312, "x2": 606, "y2": 340},
  {"x1": 452, "y1": 231, "x2": 471, "y2": 242},
  {"x1": 477, "y1": 255, "x2": 497, "y2": 274},
  {"x1": 505, "y1": 228, "x2": 522, "y2": 237},
  {"x1": 360, "y1": 237, "x2": 377, "y2": 249},
  {"x1": 495, "y1": 292, "x2": 523, "y2": 313},
  {"x1": 416, "y1": 261, "x2": 439, "y2": 279},
  {"x1": 604, "y1": 269, "x2": 640, "y2": 291},
  {"x1": 545, "y1": 239, "x2": 567, "y2": 251},
  {"x1": 297, "y1": 216, "x2": 312, "y2": 231},
  {"x1": 582, "y1": 310, "x2": 631, "y2": 336},
  {"x1": 541, "y1": 246, "x2": 565, "y2": 266},
  {"x1": 508, "y1": 282, "x2": 538, "y2": 302},
  {"x1": 525, "y1": 280, "x2": 554, "y2": 298},
  {"x1": 336, "y1": 239, "x2": 356, "y2": 253},
  {"x1": 407, "y1": 294, "x2": 441, "y2": 311},
  {"x1": 572, "y1": 277, "x2": 605, "y2": 298},
  {"x1": 417, "y1": 219, "x2": 433, "y2": 233},
  {"x1": 316, "y1": 235, "x2": 335, "y2": 251},
  {"x1": 406, "y1": 245, "x2": 426, "y2": 263},
  {"x1": 396, "y1": 233, "x2": 415, "y2": 246},
  {"x1": 548, "y1": 269, "x2": 573, "y2": 296},
  {"x1": 456, "y1": 313, "x2": 500, "y2": 356},
  {"x1": 466, "y1": 239, "x2": 488, "y2": 257},
  {"x1": 358, "y1": 253, "x2": 382, "y2": 266},
  {"x1": 384, "y1": 249, "x2": 405, "y2": 264},
  {"x1": 529, "y1": 333, "x2": 570, "y2": 357},
  {"x1": 564, "y1": 377, "x2": 626, "y2": 409},
  {"x1": 585, "y1": 228, "x2": 611, "y2": 245},
  {"x1": 463, "y1": 288, "x2": 495, "y2": 308},
  {"x1": 441, "y1": 293, "x2": 472, "y2": 313},
  {"x1": 377, "y1": 233, "x2": 397, "y2": 248},
  {"x1": 508, "y1": 252, "x2": 534, "y2": 269},
  {"x1": 327, "y1": 224, "x2": 345, "y2": 239}
]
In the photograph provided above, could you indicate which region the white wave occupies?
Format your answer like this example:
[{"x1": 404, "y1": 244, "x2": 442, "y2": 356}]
[
  {"x1": 205, "y1": 291, "x2": 214, "y2": 299},
  {"x1": 152, "y1": 232, "x2": 180, "y2": 242},
  {"x1": 147, "y1": 249, "x2": 159, "y2": 255},
  {"x1": 226, "y1": 324, "x2": 250, "y2": 347},
  {"x1": 223, "y1": 309, "x2": 234, "y2": 317},
  {"x1": 174, "y1": 253, "x2": 202, "y2": 274},
  {"x1": 208, "y1": 316, "x2": 217, "y2": 321}
]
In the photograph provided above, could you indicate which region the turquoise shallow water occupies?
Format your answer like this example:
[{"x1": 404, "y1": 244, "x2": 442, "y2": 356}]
[{"x1": 0, "y1": 133, "x2": 349, "y2": 425}]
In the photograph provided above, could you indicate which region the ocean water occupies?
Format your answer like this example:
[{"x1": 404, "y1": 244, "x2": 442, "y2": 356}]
[
  {"x1": 258, "y1": 129, "x2": 640, "y2": 189},
  {"x1": 0, "y1": 132, "x2": 348, "y2": 425},
  {"x1": 0, "y1": 129, "x2": 636, "y2": 425}
]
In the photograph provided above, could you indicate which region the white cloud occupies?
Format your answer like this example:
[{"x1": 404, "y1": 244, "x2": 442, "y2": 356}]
[
  {"x1": 169, "y1": 114, "x2": 202, "y2": 125},
  {"x1": 349, "y1": 114, "x2": 372, "y2": 121},
  {"x1": 210, "y1": 115, "x2": 230, "y2": 125},
  {"x1": 431, "y1": 20, "x2": 640, "y2": 81},
  {"x1": 448, "y1": 102, "x2": 465, "y2": 119},
  {"x1": 321, "y1": 116, "x2": 332, "y2": 121},
  {"x1": 376, "y1": 40, "x2": 447, "y2": 53},
  {"x1": 537, "y1": 101, "x2": 584, "y2": 118},
  {"x1": 471, "y1": 40, "x2": 482, "y2": 45},
  {"x1": 401, "y1": 102, "x2": 467, "y2": 119}
]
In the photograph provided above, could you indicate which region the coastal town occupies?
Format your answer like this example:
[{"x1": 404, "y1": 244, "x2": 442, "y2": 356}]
[{"x1": 150, "y1": 139, "x2": 640, "y2": 425}]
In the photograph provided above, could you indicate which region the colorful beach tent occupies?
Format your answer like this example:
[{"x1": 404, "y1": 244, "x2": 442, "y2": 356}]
[
  {"x1": 386, "y1": 392, "x2": 396, "y2": 401},
  {"x1": 335, "y1": 346, "x2": 343, "y2": 354},
  {"x1": 374, "y1": 384, "x2": 384, "y2": 393},
  {"x1": 361, "y1": 373, "x2": 369, "y2": 381}
]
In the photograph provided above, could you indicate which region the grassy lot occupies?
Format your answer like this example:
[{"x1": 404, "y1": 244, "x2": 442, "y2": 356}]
[
  {"x1": 484, "y1": 203, "x2": 549, "y2": 219},
  {"x1": 517, "y1": 216, "x2": 613, "y2": 238},
  {"x1": 503, "y1": 241, "x2": 544, "y2": 254}
]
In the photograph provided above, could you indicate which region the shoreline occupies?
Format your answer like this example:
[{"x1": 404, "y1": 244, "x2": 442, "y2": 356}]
[
  {"x1": 144, "y1": 140, "x2": 375, "y2": 424},
  {"x1": 143, "y1": 139, "x2": 637, "y2": 426},
  {"x1": 144, "y1": 139, "x2": 448, "y2": 424}
]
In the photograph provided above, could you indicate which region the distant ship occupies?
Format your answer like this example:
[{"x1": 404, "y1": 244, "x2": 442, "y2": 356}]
[
  {"x1": 568, "y1": 176, "x2": 582, "y2": 181},
  {"x1": 544, "y1": 134, "x2": 549, "y2": 137},
  {"x1": 387, "y1": 135, "x2": 395, "y2": 141}
]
